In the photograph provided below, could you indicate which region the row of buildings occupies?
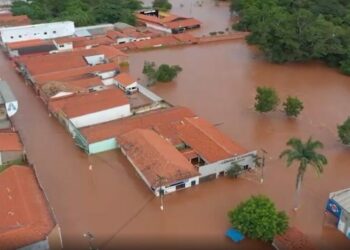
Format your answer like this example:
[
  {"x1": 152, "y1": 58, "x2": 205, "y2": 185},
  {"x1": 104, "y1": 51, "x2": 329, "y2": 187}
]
[
  {"x1": 0, "y1": 80, "x2": 59, "y2": 249},
  {"x1": 1, "y1": 15, "x2": 256, "y2": 197}
]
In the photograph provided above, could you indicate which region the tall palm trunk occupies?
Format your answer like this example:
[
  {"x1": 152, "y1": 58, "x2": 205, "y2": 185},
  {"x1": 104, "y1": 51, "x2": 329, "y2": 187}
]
[{"x1": 294, "y1": 170, "x2": 304, "y2": 210}]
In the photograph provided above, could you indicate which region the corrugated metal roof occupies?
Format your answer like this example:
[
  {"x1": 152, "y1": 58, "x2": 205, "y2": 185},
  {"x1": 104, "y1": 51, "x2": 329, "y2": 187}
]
[
  {"x1": 0, "y1": 80, "x2": 16, "y2": 103},
  {"x1": 330, "y1": 188, "x2": 350, "y2": 213}
]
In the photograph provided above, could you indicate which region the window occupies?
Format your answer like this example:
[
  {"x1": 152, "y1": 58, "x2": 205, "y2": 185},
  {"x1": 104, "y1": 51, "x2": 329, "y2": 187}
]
[
  {"x1": 44, "y1": 32, "x2": 47, "y2": 35},
  {"x1": 18, "y1": 35, "x2": 22, "y2": 38},
  {"x1": 53, "y1": 31, "x2": 56, "y2": 34},
  {"x1": 10, "y1": 36, "x2": 13, "y2": 39},
  {"x1": 59, "y1": 44, "x2": 64, "y2": 48}
]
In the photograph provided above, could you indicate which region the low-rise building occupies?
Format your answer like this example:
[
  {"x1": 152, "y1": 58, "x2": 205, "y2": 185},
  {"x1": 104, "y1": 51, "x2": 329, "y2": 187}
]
[
  {"x1": 118, "y1": 128, "x2": 200, "y2": 196},
  {"x1": 0, "y1": 21, "x2": 75, "y2": 43},
  {"x1": 136, "y1": 10, "x2": 201, "y2": 34},
  {"x1": 0, "y1": 132, "x2": 23, "y2": 165},
  {"x1": 48, "y1": 88, "x2": 131, "y2": 130},
  {"x1": 0, "y1": 165, "x2": 57, "y2": 249},
  {"x1": 114, "y1": 72, "x2": 138, "y2": 93},
  {"x1": 6, "y1": 38, "x2": 57, "y2": 57}
]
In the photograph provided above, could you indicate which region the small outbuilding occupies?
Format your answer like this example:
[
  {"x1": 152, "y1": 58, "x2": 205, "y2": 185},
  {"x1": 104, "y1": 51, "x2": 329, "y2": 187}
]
[{"x1": 114, "y1": 72, "x2": 138, "y2": 93}]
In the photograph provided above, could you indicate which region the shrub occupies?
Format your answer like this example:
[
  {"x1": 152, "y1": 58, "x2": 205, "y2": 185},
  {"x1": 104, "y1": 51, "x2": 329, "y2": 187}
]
[
  {"x1": 226, "y1": 163, "x2": 242, "y2": 178},
  {"x1": 228, "y1": 195, "x2": 288, "y2": 242},
  {"x1": 283, "y1": 96, "x2": 304, "y2": 117},
  {"x1": 254, "y1": 86, "x2": 279, "y2": 113},
  {"x1": 155, "y1": 64, "x2": 182, "y2": 82},
  {"x1": 152, "y1": 0, "x2": 172, "y2": 11}
]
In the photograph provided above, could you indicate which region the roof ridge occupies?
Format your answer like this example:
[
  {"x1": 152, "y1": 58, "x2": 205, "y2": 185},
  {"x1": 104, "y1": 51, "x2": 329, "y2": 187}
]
[{"x1": 184, "y1": 117, "x2": 235, "y2": 156}]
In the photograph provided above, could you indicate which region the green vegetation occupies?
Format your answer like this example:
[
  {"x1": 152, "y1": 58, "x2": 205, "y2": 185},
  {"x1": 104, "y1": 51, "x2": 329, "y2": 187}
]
[
  {"x1": 230, "y1": 0, "x2": 350, "y2": 75},
  {"x1": 11, "y1": 0, "x2": 142, "y2": 26},
  {"x1": 280, "y1": 137, "x2": 327, "y2": 209},
  {"x1": 228, "y1": 195, "x2": 288, "y2": 242},
  {"x1": 254, "y1": 86, "x2": 279, "y2": 113},
  {"x1": 0, "y1": 158, "x2": 26, "y2": 173},
  {"x1": 338, "y1": 117, "x2": 350, "y2": 145},
  {"x1": 152, "y1": 0, "x2": 172, "y2": 11},
  {"x1": 143, "y1": 61, "x2": 182, "y2": 84},
  {"x1": 226, "y1": 163, "x2": 242, "y2": 178},
  {"x1": 283, "y1": 96, "x2": 304, "y2": 117}
]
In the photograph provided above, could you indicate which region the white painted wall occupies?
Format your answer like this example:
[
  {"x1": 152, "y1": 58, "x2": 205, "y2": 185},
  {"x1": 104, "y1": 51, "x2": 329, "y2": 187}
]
[
  {"x1": 0, "y1": 21, "x2": 75, "y2": 43},
  {"x1": 84, "y1": 54, "x2": 105, "y2": 65},
  {"x1": 145, "y1": 23, "x2": 172, "y2": 33},
  {"x1": 96, "y1": 70, "x2": 117, "y2": 79},
  {"x1": 156, "y1": 176, "x2": 199, "y2": 196},
  {"x1": 69, "y1": 104, "x2": 131, "y2": 128},
  {"x1": 198, "y1": 151, "x2": 257, "y2": 177}
]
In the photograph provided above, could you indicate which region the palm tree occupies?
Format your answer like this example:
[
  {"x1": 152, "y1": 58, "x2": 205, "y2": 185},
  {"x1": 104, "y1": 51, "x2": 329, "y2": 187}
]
[{"x1": 279, "y1": 137, "x2": 327, "y2": 210}]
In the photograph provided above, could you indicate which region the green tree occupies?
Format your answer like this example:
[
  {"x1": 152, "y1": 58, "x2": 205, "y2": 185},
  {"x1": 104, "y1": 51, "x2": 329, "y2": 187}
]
[
  {"x1": 280, "y1": 137, "x2": 328, "y2": 210},
  {"x1": 226, "y1": 163, "x2": 242, "y2": 178},
  {"x1": 283, "y1": 96, "x2": 304, "y2": 117},
  {"x1": 230, "y1": 0, "x2": 350, "y2": 75},
  {"x1": 142, "y1": 61, "x2": 157, "y2": 84},
  {"x1": 228, "y1": 195, "x2": 288, "y2": 242},
  {"x1": 337, "y1": 117, "x2": 350, "y2": 145},
  {"x1": 152, "y1": 0, "x2": 172, "y2": 11},
  {"x1": 155, "y1": 64, "x2": 182, "y2": 82},
  {"x1": 254, "y1": 86, "x2": 279, "y2": 113}
]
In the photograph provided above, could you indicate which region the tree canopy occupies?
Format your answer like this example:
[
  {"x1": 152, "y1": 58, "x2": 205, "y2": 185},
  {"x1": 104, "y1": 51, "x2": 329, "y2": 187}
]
[
  {"x1": 283, "y1": 96, "x2": 304, "y2": 117},
  {"x1": 153, "y1": 0, "x2": 172, "y2": 11},
  {"x1": 338, "y1": 117, "x2": 350, "y2": 145},
  {"x1": 143, "y1": 61, "x2": 182, "y2": 84},
  {"x1": 254, "y1": 86, "x2": 279, "y2": 113},
  {"x1": 11, "y1": 0, "x2": 142, "y2": 26},
  {"x1": 228, "y1": 195, "x2": 288, "y2": 242},
  {"x1": 230, "y1": 0, "x2": 350, "y2": 75}
]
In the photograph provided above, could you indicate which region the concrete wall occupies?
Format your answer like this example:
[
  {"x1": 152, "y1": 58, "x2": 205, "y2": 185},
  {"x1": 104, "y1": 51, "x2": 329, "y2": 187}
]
[
  {"x1": 89, "y1": 138, "x2": 118, "y2": 154},
  {"x1": 84, "y1": 54, "x2": 105, "y2": 65},
  {"x1": 156, "y1": 176, "x2": 199, "y2": 196},
  {"x1": 198, "y1": 151, "x2": 257, "y2": 177},
  {"x1": 0, "y1": 150, "x2": 23, "y2": 165},
  {"x1": 70, "y1": 104, "x2": 131, "y2": 128},
  {"x1": 145, "y1": 23, "x2": 172, "y2": 33},
  {"x1": 96, "y1": 70, "x2": 117, "y2": 79},
  {"x1": 0, "y1": 21, "x2": 75, "y2": 43}
]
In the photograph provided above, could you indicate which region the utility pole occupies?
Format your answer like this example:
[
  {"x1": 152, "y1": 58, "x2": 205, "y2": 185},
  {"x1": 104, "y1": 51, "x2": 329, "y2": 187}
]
[
  {"x1": 83, "y1": 232, "x2": 97, "y2": 250},
  {"x1": 260, "y1": 149, "x2": 267, "y2": 183}
]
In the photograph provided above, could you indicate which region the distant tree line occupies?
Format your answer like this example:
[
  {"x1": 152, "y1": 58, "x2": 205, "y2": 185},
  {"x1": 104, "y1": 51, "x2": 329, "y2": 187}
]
[
  {"x1": 11, "y1": 0, "x2": 143, "y2": 27},
  {"x1": 230, "y1": 0, "x2": 350, "y2": 75}
]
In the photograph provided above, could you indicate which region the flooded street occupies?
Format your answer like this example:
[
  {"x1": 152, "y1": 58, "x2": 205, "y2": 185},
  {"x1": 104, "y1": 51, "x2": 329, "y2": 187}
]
[{"x1": 0, "y1": 0, "x2": 349, "y2": 249}]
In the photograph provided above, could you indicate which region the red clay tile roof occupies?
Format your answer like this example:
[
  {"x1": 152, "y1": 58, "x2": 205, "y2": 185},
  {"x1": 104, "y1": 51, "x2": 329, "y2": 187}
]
[
  {"x1": 81, "y1": 106, "x2": 196, "y2": 143},
  {"x1": 49, "y1": 88, "x2": 129, "y2": 118},
  {"x1": 274, "y1": 227, "x2": 315, "y2": 250},
  {"x1": 6, "y1": 39, "x2": 52, "y2": 50},
  {"x1": 34, "y1": 62, "x2": 118, "y2": 84},
  {"x1": 136, "y1": 13, "x2": 201, "y2": 30},
  {"x1": 18, "y1": 46, "x2": 126, "y2": 76},
  {"x1": 73, "y1": 36, "x2": 114, "y2": 48},
  {"x1": 106, "y1": 30, "x2": 127, "y2": 40},
  {"x1": 118, "y1": 129, "x2": 199, "y2": 187},
  {"x1": 165, "y1": 18, "x2": 201, "y2": 29},
  {"x1": 0, "y1": 14, "x2": 30, "y2": 27},
  {"x1": 64, "y1": 76, "x2": 102, "y2": 89},
  {"x1": 133, "y1": 36, "x2": 178, "y2": 49},
  {"x1": 0, "y1": 165, "x2": 54, "y2": 249},
  {"x1": 175, "y1": 117, "x2": 247, "y2": 163},
  {"x1": 115, "y1": 73, "x2": 136, "y2": 87},
  {"x1": 0, "y1": 132, "x2": 23, "y2": 151}
]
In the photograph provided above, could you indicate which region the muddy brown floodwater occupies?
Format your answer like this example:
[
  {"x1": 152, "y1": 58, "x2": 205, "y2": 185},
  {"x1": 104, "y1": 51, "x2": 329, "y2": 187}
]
[{"x1": 0, "y1": 0, "x2": 349, "y2": 249}]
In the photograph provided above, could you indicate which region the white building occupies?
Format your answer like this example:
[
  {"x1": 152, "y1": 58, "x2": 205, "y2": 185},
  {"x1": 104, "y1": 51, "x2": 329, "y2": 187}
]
[
  {"x1": 114, "y1": 72, "x2": 138, "y2": 93},
  {"x1": 0, "y1": 21, "x2": 75, "y2": 43},
  {"x1": 49, "y1": 88, "x2": 131, "y2": 130}
]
